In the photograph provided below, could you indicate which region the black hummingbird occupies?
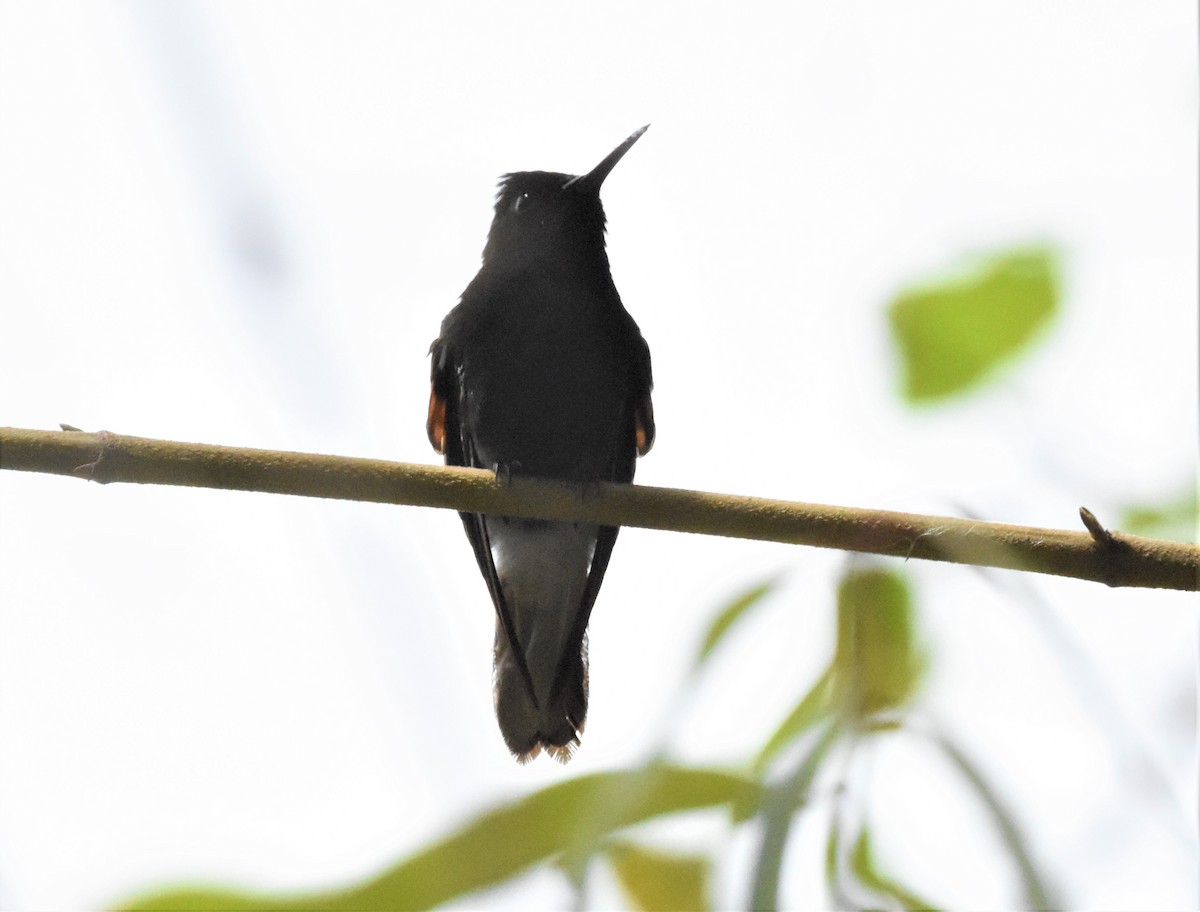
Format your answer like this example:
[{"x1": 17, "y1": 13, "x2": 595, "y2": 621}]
[{"x1": 427, "y1": 126, "x2": 655, "y2": 763}]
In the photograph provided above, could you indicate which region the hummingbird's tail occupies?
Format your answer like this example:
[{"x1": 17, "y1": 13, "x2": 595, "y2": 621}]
[
  {"x1": 486, "y1": 518, "x2": 600, "y2": 763},
  {"x1": 493, "y1": 625, "x2": 588, "y2": 763}
]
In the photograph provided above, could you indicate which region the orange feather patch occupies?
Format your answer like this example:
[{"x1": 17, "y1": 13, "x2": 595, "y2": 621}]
[
  {"x1": 635, "y1": 395, "x2": 655, "y2": 456},
  {"x1": 427, "y1": 389, "x2": 447, "y2": 454}
]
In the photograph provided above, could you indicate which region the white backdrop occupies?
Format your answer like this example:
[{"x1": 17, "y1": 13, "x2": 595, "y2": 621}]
[{"x1": 0, "y1": 2, "x2": 1195, "y2": 909}]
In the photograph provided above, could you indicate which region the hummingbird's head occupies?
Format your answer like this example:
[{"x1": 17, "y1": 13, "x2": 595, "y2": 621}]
[{"x1": 481, "y1": 125, "x2": 649, "y2": 272}]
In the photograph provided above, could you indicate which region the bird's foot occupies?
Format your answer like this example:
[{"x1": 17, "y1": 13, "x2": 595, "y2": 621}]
[
  {"x1": 492, "y1": 460, "x2": 522, "y2": 487},
  {"x1": 492, "y1": 461, "x2": 523, "y2": 525}
]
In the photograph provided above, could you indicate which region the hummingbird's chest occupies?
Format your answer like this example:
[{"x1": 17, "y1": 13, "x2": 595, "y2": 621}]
[
  {"x1": 462, "y1": 271, "x2": 632, "y2": 382},
  {"x1": 452, "y1": 270, "x2": 640, "y2": 476}
]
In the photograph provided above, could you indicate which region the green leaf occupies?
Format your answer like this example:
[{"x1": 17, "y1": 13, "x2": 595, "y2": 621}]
[
  {"x1": 118, "y1": 764, "x2": 759, "y2": 912},
  {"x1": 751, "y1": 666, "x2": 834, "y2": 776},
  {"x1": 1121, "y1": 486, "x2": 1199, "y2": 543},
  {"x1": 607, "y1": 841, "x2": 710, "y2": 911},
  {"x1": 849, "y1": 827, "x2": 943, "y2": 911},
  {"x1": 833, "y1": 567, "x2": 924, "y2": 719},
  {"x1": 694, "y1": 578, "x2": 777, "y2": 669},
  {"x1": 888, "y1": 246, "x2": 1060, "y2": 402}
]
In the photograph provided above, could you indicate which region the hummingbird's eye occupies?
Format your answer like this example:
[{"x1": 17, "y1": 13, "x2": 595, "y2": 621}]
[{"x1": 511, "y1": 192, "x2": 529, "y2": 214}]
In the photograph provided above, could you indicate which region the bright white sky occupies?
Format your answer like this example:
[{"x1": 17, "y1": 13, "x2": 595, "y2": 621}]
[{"x1": 0, "y1": 2, "x2": 1196, "y2": 909}]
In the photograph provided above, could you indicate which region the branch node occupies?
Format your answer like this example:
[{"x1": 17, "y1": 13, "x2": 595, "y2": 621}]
[
  {"x1": 1079, "y1": 506, "x2": 1113, "y2": 546},
  {"x1": 1080, "y1": 506, "x2": 1128, "y2": 588}
]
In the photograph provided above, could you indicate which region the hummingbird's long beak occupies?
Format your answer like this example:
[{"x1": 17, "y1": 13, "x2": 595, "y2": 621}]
[{"x1": 563, "y1": 125, "x2": 650, "y2": 193}]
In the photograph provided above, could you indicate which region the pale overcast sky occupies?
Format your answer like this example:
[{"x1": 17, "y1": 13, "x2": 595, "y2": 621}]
[{"x1": 0, "y1": 3, "x2": 1195, "y2": 909}]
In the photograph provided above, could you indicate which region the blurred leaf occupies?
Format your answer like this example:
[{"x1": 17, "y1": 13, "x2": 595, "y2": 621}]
[
  {"x1": 933, "y1": 731, "x2": 1059, "y2": 911},
  {"x1": 694, "y1": 578, "x2": 777, "y2": 669},
  {"x1": 751, "y1": 666, "x2": 834, "y2": 775},
  {"x1": 823, "y1": 804, "x2": 844, "y2": 904},
  {"x1": 889, "y1": 246, "x2": 1060, "y2": 402},
  {"x1": 1121, "y1": 486, "x2": 1199, "y2": 543},
  {"x1": 849, "y1": 827, "x2": 942, "y2": 911},
  {"x1": 119, "y1": 764, "x2": 759, "y2": 912},
  {"x1": 607, "y1": 841, "x2": 710, "y2": 911},
  {"x1": 747, "y1": 720, "x2": 843, "y2": 909},
  {"x1": 834, "y1": 567, "x2": 925, "y2": 719},
  {"x1": 554, "y1": 848, "x2": 590, "y2": 911},
  {"x1": 114, "y1": 893, "x2": 266, "y2": 912}
]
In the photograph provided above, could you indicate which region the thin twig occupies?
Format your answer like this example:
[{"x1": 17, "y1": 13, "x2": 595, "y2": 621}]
[{"x1": 1, "y1": 426, "x2": 1197, "y2": 591}]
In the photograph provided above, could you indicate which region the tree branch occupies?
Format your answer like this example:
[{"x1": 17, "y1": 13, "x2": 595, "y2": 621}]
[{"x1": 2, "y1": 426, "x2": 1196, "y2": 591}]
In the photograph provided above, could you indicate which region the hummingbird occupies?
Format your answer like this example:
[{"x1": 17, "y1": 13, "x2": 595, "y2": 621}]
[{"x1": 426, "y1": 126, "x2": 655, "y2": 763}]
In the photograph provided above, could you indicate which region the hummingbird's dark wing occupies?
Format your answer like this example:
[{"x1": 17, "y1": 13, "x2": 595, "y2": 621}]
[
  {"x1": 546, "y1": 336, "x2": 654, "y2": 707},
  {"x1": 427, "y1": 338, "x2": 540, "y2": 710}
]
